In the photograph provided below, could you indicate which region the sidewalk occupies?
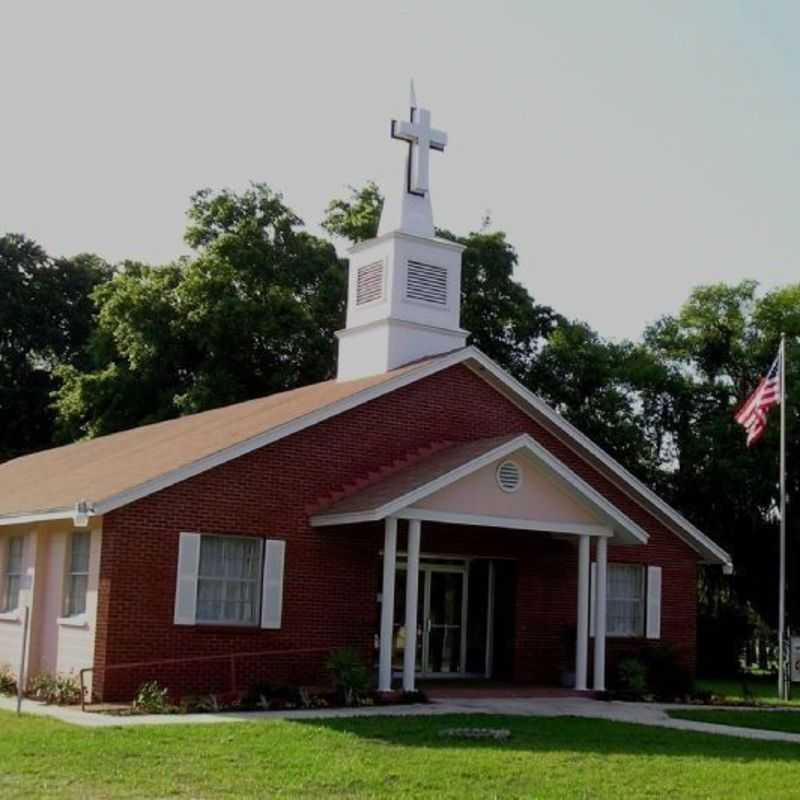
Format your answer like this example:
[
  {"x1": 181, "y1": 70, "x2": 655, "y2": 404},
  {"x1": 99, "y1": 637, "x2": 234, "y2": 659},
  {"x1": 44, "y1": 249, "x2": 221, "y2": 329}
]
[{"x1": 3, "y1": 693, "x2": 800, "y2": 743}]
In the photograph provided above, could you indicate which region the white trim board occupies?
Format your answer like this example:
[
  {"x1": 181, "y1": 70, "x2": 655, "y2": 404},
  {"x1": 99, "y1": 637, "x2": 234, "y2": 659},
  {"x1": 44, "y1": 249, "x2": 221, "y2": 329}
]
[
  {"x1": 311, "y1": 433, "x2": 646, "y2": 545},
  {"x1": 400, "y1": 510, "x2": 612, "y2": 537},
  {"x1": 0, "y1": 345, "x2": 733, "y2": 568}
]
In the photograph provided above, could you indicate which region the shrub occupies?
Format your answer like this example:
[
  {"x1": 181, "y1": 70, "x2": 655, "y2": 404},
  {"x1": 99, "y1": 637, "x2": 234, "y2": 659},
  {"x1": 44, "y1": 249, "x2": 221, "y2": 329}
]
[
  {"x1": 642, "y1": 644, "x2": 693, "y2": 700},
  {"x1": 28, "y1": 672, "x2": 82, "y2": 705},
  {"x1": 616, "y1": 658, "x2": 648, "y2": 699},
  {"x1": 326, "y1": 647, "x2": 370, "y2": 706},
  {"x1": 0, "y1": 664, "x2": 17, "y2": 696},
  {"x1": 132, "y1": 681, "x2": 174, "y2": 714}
]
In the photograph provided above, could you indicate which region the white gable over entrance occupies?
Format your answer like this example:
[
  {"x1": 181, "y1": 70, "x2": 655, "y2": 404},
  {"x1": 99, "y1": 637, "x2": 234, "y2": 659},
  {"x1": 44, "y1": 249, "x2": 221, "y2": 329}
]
[
  {"x1": 311, "y1": 433, "x2": 648, "y2": 545},
  {"x1": 412, "y1": 451, "x2": 600, "y2": 530}
]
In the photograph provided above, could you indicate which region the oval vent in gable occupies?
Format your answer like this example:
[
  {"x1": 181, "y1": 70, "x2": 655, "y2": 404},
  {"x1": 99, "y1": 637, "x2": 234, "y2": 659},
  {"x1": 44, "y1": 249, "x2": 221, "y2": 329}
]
[
  {"x1": 356, "y1": 260, "x2": 384, "y2": 305},
  {"x1": 406, "y1": 260, "x2": 447, "y2": 305},
  {"x1": 496, "y1": 460, "x2": 522, "y2": 493}
]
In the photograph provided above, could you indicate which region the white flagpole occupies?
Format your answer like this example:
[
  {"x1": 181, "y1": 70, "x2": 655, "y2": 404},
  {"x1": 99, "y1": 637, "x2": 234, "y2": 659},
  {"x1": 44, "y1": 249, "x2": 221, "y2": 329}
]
[{"x1": 779, "y1": 334, "x2": 788, "y2": 699}]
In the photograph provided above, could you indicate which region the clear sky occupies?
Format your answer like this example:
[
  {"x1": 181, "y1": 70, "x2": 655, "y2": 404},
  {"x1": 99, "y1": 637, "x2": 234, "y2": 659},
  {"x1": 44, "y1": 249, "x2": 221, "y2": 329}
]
[{"x1": 2, "y1": 1, "x2": 798, "y2": 341}]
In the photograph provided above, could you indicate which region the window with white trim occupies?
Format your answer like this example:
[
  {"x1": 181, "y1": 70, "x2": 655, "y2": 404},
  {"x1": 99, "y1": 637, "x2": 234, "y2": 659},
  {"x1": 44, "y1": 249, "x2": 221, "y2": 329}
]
[
  {"x1": 196, "y1": 535, "x2": 262, "y2": 626},
  {"x1": 3, "y1": 536, "x2": 24, "y2": 613},
  {"x1": 64, "y1": 531, "x2": 90, "y2": 617},
  {"x1": 607, "y1": 564, "x2": 645, "y2": 637}
]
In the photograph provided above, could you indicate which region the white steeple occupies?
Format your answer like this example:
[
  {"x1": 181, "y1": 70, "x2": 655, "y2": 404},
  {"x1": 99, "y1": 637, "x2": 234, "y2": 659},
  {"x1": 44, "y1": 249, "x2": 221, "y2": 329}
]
[{"x1": 336, "y1": 87, "x2": 468, "y2": 381}]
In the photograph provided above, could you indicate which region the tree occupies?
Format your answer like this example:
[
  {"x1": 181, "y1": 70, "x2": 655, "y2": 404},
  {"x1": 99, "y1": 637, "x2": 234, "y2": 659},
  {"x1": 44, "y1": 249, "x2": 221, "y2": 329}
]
[
  {"x1": 0, "y1": 235, "x2": 110, "y2": 459},
  {"x1": 643, "y1": 281, "x2": 800, "y2": 629},
  {"x1": 322, "y1": 182, "x2": 383, "y2": 244},
  {"x1": 55, "y1": 184, "x2": 346, "y2": 440}
]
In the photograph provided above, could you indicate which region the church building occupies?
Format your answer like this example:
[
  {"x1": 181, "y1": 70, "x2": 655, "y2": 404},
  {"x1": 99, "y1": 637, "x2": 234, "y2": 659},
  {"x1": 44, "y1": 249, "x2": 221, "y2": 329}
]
[{"x1": 0, "y1": 94, "x2": 732, "y2": 702}]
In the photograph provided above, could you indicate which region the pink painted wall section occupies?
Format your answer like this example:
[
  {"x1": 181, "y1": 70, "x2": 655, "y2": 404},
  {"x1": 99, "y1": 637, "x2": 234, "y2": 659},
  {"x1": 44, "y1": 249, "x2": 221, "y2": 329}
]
[
  {"x1": 0, "y1": 522, "x2": 102, "y2": 692},
  {"x1": 0, "y1": 526, "x2": 38, "y2": 678},
  {"x1": 57, "y1": 526, "x2": 102, "y2": 687},
  {"x1": 34, "y1": 530, "x2": 66, "y2": 674},
  {"x1": 412, "y1": 451, "x2": 600, "y2": 525}
]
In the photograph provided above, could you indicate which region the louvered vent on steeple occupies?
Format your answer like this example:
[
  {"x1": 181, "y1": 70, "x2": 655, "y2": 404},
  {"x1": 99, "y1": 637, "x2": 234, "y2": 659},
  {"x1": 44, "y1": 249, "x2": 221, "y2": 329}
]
[
  {"x1": 406, "y1": 260, "x2": 447, "y2": 305},
  {"x1": 356, "y1": 261, "x2": 384, "y2": 305}
]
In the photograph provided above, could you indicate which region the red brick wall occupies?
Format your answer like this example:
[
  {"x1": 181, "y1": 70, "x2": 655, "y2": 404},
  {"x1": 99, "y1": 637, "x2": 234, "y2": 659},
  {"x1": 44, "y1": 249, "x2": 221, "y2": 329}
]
[{"x1": 93, "y1": 364, "x2": 700, "y2": 700}]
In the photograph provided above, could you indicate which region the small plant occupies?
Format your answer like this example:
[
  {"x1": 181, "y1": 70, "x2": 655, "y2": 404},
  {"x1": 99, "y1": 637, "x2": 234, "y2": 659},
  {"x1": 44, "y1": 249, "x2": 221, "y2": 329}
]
[
  {"x1": 132, "y1": 681, "x2": 174, "y2": 714},
  {"x1": 193, "y1": 694, "x2": 223, "y2": 713},
  {"x1": 642, "y1": 644, "x2": 693, "y2": 700},
  {"x1": 617, "y1": 657, "x2": 648, "y2": 699},
  {"x1": 0, "y1": 664, "x2": 17, "y2": 696},
  {"x1": 28, "y1": 672, "x2": 82, "y2": 705},
  {"x1": 326, "y1": 647, "x2": 370, "y2": 706}
]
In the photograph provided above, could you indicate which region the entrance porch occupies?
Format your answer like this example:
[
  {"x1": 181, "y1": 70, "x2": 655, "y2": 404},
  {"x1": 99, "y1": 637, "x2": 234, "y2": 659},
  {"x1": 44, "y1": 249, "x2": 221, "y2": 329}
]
[
  {"x1": 376, "y1": 518, "x2": 609, "y2": 693},
  {"x1": 311, "y1": 433, "x2": 650, "y2": 694}
]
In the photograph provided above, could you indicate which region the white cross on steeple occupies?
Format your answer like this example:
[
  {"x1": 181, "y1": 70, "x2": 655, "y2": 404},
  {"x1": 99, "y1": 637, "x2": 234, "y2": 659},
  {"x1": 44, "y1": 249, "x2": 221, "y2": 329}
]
[{"x1": 391, "y1": 84, "x2": 447, "y2": 197}]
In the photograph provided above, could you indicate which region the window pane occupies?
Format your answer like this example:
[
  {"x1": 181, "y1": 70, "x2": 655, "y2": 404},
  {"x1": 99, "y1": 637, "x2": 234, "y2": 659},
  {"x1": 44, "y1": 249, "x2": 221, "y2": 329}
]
[
  {"x1": 197, "y1": 579, "x2": 223, "y2": 620},
  {"x1": 66, "y1": 574, "x2": 88, "y2": 616},
  {"x1": 70, "y1": 532, "x2": 90, "y2": 574},
  {"x1": 8, "y1": 537, "x2": 23, "y2": 574},
  {"x1": 196, "y1": 535, "x2": 262, "y2": 625},
  {"x1": 607, "y1": 564, "x2": 644, "y2": 636},
  {"x1": 223, "y1": 579, "x2": 258, "y2": 624},
  {"x1": 199, "y1": 537, "x2": 225, "y2": 578},
  {"x1": 4, "y1": 575, "x2": 20, "y2": 612},
  {"x1": 4, "y1": 537, "x2": 24, "y2": 611}
]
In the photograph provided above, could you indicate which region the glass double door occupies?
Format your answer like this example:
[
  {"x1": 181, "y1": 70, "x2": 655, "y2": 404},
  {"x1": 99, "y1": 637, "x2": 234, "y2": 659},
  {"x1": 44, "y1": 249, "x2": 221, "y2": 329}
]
[{"x1": 392, "y1": 564, "x2": 465, "y2": 676}]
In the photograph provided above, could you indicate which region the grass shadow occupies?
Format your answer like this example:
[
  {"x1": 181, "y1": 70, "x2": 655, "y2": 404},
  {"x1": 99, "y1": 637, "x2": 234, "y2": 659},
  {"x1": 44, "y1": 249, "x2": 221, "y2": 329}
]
[{"x1": 289, "y1": 712, "x2": 800, "y2": 762}]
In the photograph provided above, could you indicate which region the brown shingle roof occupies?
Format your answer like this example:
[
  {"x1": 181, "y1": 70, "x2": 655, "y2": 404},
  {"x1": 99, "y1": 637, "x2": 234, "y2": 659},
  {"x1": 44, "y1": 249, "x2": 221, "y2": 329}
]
[{"x1": 0, "y1": 353, "x2": 455, "y2": 519}]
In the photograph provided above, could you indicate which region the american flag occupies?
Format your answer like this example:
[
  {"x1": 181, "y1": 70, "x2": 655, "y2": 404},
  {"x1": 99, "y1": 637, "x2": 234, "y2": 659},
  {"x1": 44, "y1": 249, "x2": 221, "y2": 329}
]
[{"x1": 734, "y1": 350, "x2": 783, "y2": 447}]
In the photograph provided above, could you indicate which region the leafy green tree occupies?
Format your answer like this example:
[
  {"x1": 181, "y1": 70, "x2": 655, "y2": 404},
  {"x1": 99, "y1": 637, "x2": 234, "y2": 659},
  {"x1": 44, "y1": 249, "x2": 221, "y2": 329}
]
[
  {"x1": 0, "y1": 235, "x2": 110, "y2": 459},
  {"x1": 644, "y1": 281, "x2": 800, "y2": 628},
  {"x1": 322, "y1": 182, "x2": 383, "y2": 243},
  {"x1": 55, "y1": 184, "x2": 345, "y2": 440},
  {"x1": 527, "y1": 321, "x2": 667, "y2": 479}
]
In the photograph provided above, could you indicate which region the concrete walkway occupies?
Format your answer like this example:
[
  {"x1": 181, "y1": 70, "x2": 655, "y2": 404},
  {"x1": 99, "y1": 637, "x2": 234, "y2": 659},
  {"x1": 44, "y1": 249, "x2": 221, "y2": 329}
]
[{"x1": 3, "y1": 694, "x2": 800, "y2": 743}]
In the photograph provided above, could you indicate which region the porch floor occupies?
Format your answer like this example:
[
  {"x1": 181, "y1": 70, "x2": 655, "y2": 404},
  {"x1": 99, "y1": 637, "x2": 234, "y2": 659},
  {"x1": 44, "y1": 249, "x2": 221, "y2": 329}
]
[{"x1": 418, "y1": 680, "x2": 594, "y2": 700}]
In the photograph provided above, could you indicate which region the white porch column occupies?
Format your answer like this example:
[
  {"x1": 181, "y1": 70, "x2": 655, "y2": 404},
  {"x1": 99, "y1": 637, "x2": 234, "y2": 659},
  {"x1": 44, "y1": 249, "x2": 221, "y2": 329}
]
[
  {"x1": 402, "y1": 519, "x2": 422, "y2": 691},
  {"x1": 378, "y1": 517, "x2": 398, "y2": 692},
  {"x1": 575, "y1": 534, "x2": 590, "y2": 691},
  {"x1": 593, "y1": 536, "x2": 608, "y2": 691}
]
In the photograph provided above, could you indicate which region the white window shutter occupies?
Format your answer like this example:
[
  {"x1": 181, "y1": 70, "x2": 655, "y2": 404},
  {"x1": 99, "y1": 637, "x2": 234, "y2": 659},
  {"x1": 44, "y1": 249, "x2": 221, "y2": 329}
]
[
  {"x1": 174, "y1": 532, "x2": 201, "y2": 625},
  {"x1": 646, "y1": 566, "x2": 662, "y2": 639},
  {"x1": 261, "y1": 540, "x2": 286, "y2": 630},
  {"x1": 589, "y1": 562, "x2": 597, "y2": 637}
]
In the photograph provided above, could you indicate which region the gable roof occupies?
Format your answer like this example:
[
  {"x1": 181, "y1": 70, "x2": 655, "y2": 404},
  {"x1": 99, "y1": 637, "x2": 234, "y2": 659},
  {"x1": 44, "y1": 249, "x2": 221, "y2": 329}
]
[
  {"x1": 0, "y1": 346, "x2": 732, "y2": 569},
  {"x1": 0, "y1": 354, "x2": 444, "y2": 523},
  {"x1": 311, "y1": 433, "x2": 649, "y2": 545}
]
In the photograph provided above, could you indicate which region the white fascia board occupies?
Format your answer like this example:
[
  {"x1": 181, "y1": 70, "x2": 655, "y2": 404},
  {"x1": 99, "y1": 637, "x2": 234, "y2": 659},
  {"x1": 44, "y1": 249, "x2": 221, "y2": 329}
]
[
  {"x1": 0, "y1": 508, "x2": 76, "y2": 526},
  {"x1": 463, "y1": 350, "x2": 733, "y2": 568},
  {"x1": 312, "y1": 432, "x2": 649, "y2": 545},
  {"x1": 400, "y1": 509, "x2": 613, "y2": 537}
]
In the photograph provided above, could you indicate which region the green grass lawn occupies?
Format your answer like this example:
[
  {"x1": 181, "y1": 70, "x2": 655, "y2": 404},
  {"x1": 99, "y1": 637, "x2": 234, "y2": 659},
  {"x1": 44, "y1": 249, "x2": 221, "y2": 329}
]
[
  {"x1": 695, "y1": 675, "x2": 800, "y2": 707},
  {"x1": 2, "y1": 711, "x2": 800, "y2": 799},
  {"x1": 670, "y1": 708, "x2": 800, "y2": 735}
]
